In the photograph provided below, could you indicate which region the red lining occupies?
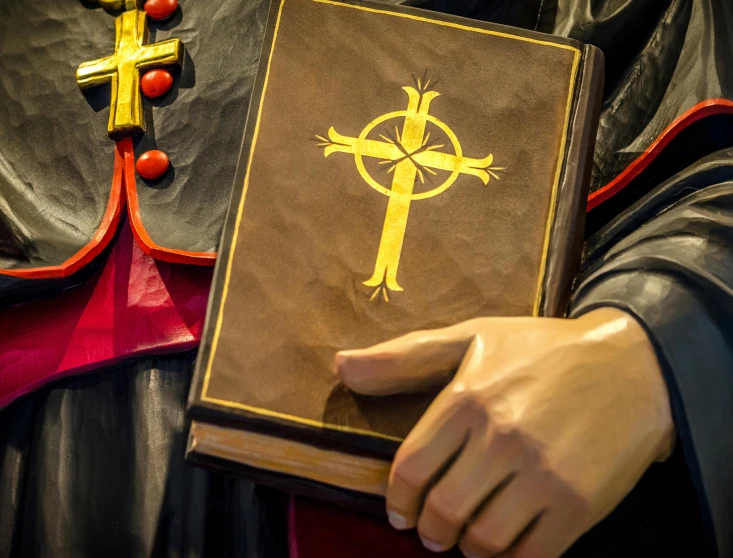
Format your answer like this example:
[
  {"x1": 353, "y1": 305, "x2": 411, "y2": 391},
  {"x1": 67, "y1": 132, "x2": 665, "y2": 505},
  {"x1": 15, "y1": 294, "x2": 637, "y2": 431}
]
[
  {"x1": 122, "y1": 139, "x2": 217, "y2": 266},
  {"x1": 0, "y1": 138, "x2": 216, "y2": 279},
  {"x1": 587, "y1": 98, "x2": 733, "y2": 211}
]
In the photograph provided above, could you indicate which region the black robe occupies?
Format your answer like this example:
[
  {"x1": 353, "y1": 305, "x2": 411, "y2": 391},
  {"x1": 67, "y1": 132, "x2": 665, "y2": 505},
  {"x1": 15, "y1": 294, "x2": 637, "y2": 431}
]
[{"x1": 1, "y1": 0, "x2": 732, "y2": 556}]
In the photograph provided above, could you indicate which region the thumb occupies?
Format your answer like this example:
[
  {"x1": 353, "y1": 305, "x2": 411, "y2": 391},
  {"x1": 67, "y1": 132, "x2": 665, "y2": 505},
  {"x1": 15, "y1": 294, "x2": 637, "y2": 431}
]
[{"x1": 334, "y1": 319, "x2": 481, "y2": 396}]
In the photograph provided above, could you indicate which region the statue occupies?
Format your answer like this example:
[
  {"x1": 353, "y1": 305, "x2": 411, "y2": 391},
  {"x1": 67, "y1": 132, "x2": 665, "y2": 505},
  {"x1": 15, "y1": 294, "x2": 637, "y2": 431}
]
[{"x1": 1, "y1": 0, "x2": 732, "y2": 557}]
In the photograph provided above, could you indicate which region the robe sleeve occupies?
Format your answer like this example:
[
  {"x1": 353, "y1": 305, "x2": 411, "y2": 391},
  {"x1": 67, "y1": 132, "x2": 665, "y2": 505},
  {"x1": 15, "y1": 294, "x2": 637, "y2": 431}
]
[{"x1": 570, "y1": 151, "x2": 733, "y2": 557}]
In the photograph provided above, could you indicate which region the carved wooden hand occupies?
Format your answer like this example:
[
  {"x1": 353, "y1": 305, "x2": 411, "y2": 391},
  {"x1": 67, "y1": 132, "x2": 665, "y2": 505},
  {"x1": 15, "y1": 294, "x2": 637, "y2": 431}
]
[{"x1": 335, "y1": 308, "x2": 675, "y2": 558}]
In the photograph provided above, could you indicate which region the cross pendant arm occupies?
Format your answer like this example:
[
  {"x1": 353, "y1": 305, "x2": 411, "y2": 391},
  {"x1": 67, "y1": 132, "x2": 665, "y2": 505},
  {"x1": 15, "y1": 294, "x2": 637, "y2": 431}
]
[
  {"x1": 138, "y1": 39, "x2": 183, "y2": 69},
  {"x1": 76, "y1": 9, "x2": 183, "y2": 137},
  {"x1": 76, "y1": 56, "x2": 118, "y2": 89}
]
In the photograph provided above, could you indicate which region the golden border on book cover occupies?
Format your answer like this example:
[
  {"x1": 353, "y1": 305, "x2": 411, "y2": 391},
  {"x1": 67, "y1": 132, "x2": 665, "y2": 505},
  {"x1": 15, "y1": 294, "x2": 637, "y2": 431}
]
[{"x1": 200, "y1": 0, "x2": 582, "y2": 442}]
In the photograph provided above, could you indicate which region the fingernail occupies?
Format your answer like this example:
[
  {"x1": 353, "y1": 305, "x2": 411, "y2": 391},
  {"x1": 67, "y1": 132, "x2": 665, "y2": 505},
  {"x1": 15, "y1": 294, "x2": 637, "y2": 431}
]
[
  {"x1": 388, "y1": 511, "x2": 408, "y2": 530},
  {"x1": 421, "y1": 538, "x2": 445, "y2": 553}
]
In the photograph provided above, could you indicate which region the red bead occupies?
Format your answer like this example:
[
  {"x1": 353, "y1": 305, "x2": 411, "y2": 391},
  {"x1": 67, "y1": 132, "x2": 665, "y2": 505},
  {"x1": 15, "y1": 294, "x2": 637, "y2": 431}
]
[
  {"x1": 141, "y1": 69, "x2": 173, "y2": 98},
  {"x1": 136, "y1": 150, "x2": 170, "y2": 180},
  {"x1": 144, "y1": 0, "x2": 178, "y2": 20}
]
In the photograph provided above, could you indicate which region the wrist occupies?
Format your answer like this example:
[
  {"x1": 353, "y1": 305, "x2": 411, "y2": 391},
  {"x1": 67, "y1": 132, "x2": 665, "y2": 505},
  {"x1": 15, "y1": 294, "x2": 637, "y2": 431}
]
[{"x1": 579, "y1": 308, "x2": 676, "y2": 462}]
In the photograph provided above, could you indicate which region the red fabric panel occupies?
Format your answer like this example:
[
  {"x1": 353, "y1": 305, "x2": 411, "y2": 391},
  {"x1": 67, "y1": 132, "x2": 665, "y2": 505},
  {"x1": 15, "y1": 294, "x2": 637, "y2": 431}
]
[
  {"x1": 290, "y1": 496, "x2": 463, "y2": 558},
  {"x1": 0, "y1": 220, "x2": 211, "y2": 409}
]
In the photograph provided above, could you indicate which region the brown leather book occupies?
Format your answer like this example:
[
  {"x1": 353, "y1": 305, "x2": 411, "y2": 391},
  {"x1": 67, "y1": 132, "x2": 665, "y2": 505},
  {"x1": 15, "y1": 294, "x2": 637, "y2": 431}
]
[{"x1": 187, "y1": 0, "x2": 604, "y2": 507}]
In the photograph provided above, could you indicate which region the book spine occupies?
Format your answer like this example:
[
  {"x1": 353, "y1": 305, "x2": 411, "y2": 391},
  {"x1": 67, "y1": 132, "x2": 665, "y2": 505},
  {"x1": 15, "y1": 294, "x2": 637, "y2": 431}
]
[{"x1": 541, "y1": 44, "x2": 605, "y2": 317}]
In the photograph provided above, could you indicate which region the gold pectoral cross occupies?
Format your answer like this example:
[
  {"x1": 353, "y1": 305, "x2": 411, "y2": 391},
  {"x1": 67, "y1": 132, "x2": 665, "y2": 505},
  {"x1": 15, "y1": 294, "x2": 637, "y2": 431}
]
[
  {"x1": 318, "y1": 82, "x2": 503, "y2": 298},
  {"x1": 76, "y1": 9, "x2": 182, "y2": 137}
]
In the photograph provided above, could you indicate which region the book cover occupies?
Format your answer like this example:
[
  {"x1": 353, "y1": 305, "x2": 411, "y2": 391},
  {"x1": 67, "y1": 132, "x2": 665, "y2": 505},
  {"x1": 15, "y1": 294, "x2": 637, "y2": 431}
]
[{"x1": 187, "y1": 0, "x2": 604, "y2": 502}]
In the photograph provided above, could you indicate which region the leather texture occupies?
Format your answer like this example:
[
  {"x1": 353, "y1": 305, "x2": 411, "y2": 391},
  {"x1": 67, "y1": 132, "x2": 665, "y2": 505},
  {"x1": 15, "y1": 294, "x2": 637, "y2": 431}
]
[{"x1": 2, "y1": 0, "x2": 733, "y2": 557}]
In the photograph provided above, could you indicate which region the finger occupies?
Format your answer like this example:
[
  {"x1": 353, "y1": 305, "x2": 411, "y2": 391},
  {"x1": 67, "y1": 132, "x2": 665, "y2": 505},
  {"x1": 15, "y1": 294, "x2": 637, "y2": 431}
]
[
  {"x1": 386, "y1": 390, "x2": 471, "y2": 532},
  {"x1": 335, "y1": 319, "x2": 481, "y2": 395},
  {"x1": 416, "y1": 423, "x2": 524, "y2": 552},
  {"x1": 459, "y1": 475, "x2": 548, "y2": 558},
  {"x1": 503, "y1": 509, "x2": 580, "y2": 558}
]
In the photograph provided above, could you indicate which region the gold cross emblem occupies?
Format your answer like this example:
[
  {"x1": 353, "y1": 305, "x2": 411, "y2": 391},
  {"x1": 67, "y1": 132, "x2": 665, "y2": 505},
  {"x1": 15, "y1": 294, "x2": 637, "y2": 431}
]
[
  {"x1": 317, "y1": 80, "x2": 503, "y2": 300},
  {"x1": 76, "y1": 9, "x2": 182, "y2": 137}
]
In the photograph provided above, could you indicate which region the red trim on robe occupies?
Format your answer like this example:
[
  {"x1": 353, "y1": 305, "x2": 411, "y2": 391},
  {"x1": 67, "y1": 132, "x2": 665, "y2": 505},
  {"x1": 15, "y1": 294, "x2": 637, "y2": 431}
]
[
  {"x1": 0, "y1": 138, "x2": 216, "y2": 281},
  {"x1": 0, "y1": 141, "x2": 127, "y2": 279},
  {"x1": 587, "y1": 98, "x2": 733, "y2": 211},
  {"x1": 123, "y1": 138, "x2": 218, "y2": 266}
]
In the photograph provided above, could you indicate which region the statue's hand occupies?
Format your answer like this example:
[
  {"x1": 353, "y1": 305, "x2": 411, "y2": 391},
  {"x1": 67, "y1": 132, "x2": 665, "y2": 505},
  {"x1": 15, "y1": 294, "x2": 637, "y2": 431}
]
[{"x1": 335, "y1": 309, "x2": 675, "y2": 558}]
